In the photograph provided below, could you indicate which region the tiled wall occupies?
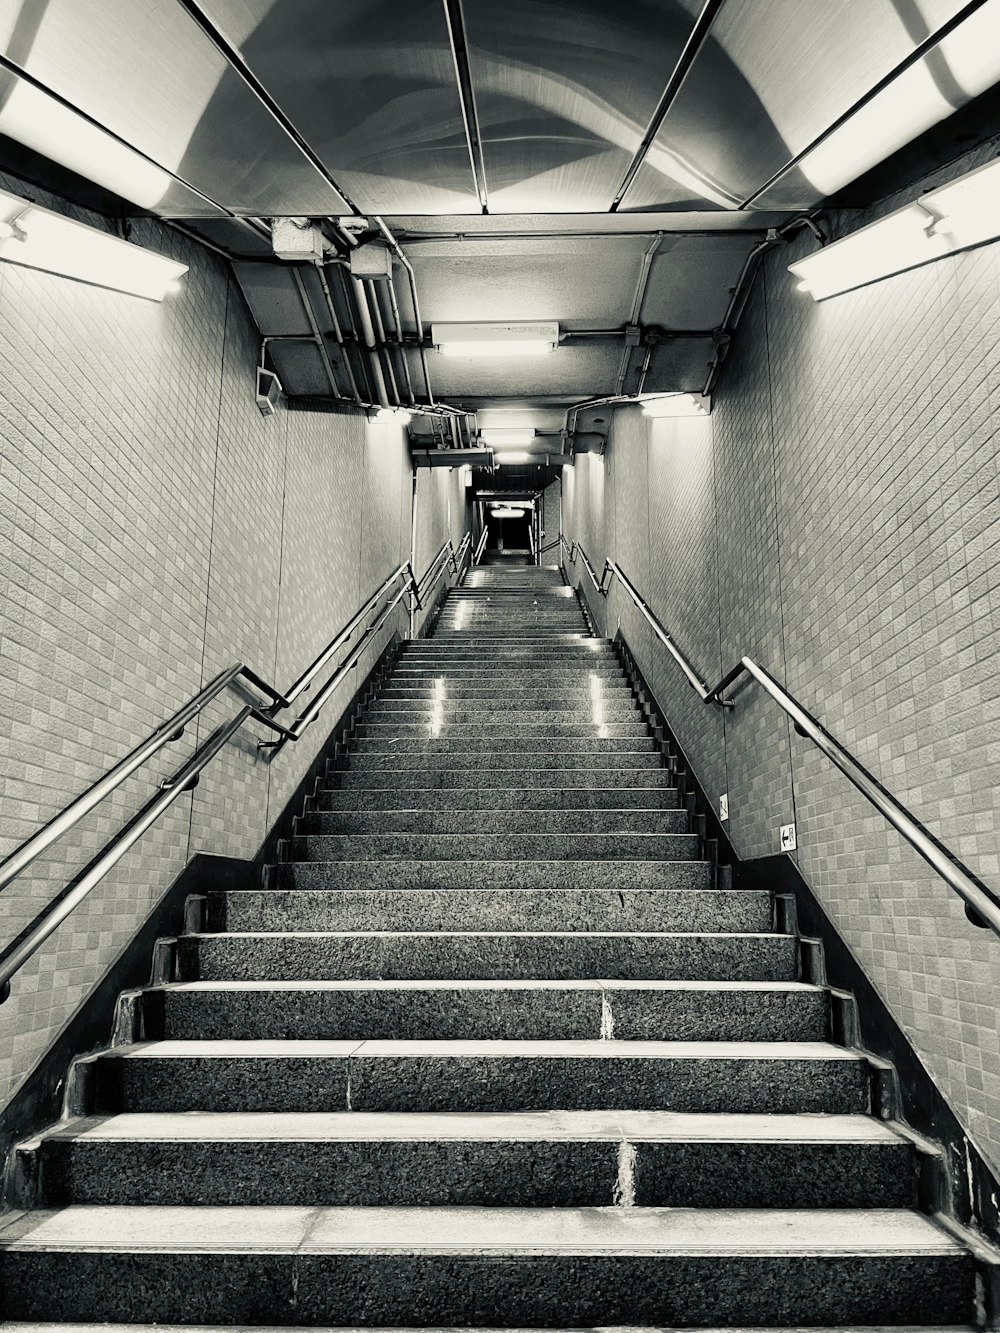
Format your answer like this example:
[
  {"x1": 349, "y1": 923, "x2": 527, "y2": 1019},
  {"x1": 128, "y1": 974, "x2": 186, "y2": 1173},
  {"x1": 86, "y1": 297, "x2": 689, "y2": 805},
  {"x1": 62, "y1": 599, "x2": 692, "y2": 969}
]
[
  {"x1": 563, "y1": 154, "x2": 1000, "y2": 1172},
  {"x1": 0, "y1": 184, "x2": 455, "y2": 1113}
]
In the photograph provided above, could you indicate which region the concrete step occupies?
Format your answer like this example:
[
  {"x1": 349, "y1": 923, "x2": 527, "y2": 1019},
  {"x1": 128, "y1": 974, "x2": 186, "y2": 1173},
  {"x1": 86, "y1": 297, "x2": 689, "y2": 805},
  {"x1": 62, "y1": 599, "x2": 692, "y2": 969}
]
[
  {"x1": 343, "y1": 738, "x2": 657, "y2": 758},
  {"x1": 304, "y1": 809, "x2": 690, "y2": 835},
  {"x1": 176, "y1": 931, "x2": 796, "y2": 983},
  {"x1": 377, "y1": 686, "x2": 637, "y2": 701},
  {"x1": 149, "y1": 979, "x2": 827, "y2": 1043},
  {"x1": 27, "y1": 1110, "x2": 916, "y2": 1209},
  {"x1": 328, "y1": 765, "x2": 675, "y2": 789},
  {"x1": 77, "y1": 1039, "x2": 870, "y2": 1114},
  {"x1": 278, "y1": 859, "x2": 714, "y2": 891},
  {"x1": 315, "y1": 785, "x2": 681, "y2": 809},
  {"x1": 292, "y1": 832, "x2": 700, "y2": 861},
  {"x1": 1, "y1": 1205, "x2": 965, "y2": 1326},
  {"x1": 354, "y1": 722, "x2": 651, "y2": 738},
  {"x1": 364, "y1": 705, "x2": 643, "y2": 722},
  {"x1": 211, "y1": 887, "x2": 769, "y2": 933}
]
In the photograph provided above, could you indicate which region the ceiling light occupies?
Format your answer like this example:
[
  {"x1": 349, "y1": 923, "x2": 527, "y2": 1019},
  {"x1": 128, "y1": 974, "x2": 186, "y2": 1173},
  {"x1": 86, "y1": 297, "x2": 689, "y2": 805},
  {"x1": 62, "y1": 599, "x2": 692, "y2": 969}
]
[
  {"x1": 493, "y1": 451, "x2": 532, "y2": 464},
  {"x1": 0, "y1": 80, "x2": 171, "y2": 210},
  {"x1": 0, "y1": 188, "x2": 187, "y2": 300},
  {"x1": 789, "y1": 156, "x2": 1000, "y2": 301},
  {"x1": 490, "y1": 507, "x2": 523, "y2": 520},
  {"x1": 479, "y1": 428, "x2": 536, "y2": 446},
  {"x1": 432, "y1": 321, "x2": 559, "y2": 358},
  {"x1": 641, "y1": 394, "x2": 712, "y2": 418}
]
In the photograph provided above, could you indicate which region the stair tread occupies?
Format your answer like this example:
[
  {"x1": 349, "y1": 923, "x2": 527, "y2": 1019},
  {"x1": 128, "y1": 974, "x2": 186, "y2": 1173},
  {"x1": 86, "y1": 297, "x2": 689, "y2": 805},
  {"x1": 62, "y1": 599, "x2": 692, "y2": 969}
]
[
  {"x1": 44, "y1": 1109, "x2": 905, "y2": 1144},
  {"x1": 103, "y1": 1038, "x2": 862, "y2": 1060},
  {"x1": 0, "y1": 1205, "x2": 959, "y2": 1255}
]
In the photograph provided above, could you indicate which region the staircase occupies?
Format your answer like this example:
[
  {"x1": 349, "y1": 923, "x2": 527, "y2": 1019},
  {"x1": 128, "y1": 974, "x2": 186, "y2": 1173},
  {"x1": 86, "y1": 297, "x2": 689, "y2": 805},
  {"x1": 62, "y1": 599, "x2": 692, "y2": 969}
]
[{"x1": 0, "y1": 560, "x2": 979, "y2": 1329}]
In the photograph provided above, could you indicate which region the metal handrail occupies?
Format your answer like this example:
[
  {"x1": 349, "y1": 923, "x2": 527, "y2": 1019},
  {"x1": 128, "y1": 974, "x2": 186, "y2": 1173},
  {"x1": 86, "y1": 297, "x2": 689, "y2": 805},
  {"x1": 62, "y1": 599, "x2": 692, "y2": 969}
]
[
  {"x1": 474, "y1": 525, "x2": 489, "y2": 565},
  {"x1": 562, "y1": 541, "x2": 1000, "y2": 937},
  {"x1": 0, "y1": 532, "x2": 472, "y2": 1000}
]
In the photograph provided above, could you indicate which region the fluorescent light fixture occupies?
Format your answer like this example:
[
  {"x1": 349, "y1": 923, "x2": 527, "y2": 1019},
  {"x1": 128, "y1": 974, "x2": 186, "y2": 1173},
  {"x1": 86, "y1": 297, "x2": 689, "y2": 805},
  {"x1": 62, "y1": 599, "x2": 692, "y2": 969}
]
[
  {"x1": 432, "y1": 321, "x2": 559, "y2": 358},
  {"x1": 479, "y1": 427, "x2": 536, "y2": 446},
  {"x1": 641, "y1": 393, "x2": 712, "y2": 418},
  {"x1": 490, "y1": 507, "x2": 524, "y2": 520},
  {"x1": 789, "y1": 156, "x2": 1000, "y2": 301},
  {"x1": 494, "y1": 451, "x2": 532, "y2": 464},
  {"x1": 0, "y1": 188, "x2": 187, "y2": 300},
  {"x1": 0, "y1": 80, "x2": 171, "y2": 210}
]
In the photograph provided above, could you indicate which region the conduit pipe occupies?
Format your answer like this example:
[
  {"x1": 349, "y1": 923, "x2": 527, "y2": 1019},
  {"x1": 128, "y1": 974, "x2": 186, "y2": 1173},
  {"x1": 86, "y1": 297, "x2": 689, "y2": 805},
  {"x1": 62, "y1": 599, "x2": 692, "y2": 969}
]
[
  {"x1": 374, "y1": 216, "x2": 435, "y2": 406},
  {"x1": 367, "y1": 278, "x2": 401, "y2": 406},
  {"x1": 290, "y1": 267, "x2": 343, "y2": 400},
  {"x1": 351, "y1": 275, "x2": 390, "y2": 408},
  {"x1": 315, "y1": 262, "x2": 363, "y2": 404},
  {"x1": 383, "y1": 271, "x2": 417, "y2": 405}
]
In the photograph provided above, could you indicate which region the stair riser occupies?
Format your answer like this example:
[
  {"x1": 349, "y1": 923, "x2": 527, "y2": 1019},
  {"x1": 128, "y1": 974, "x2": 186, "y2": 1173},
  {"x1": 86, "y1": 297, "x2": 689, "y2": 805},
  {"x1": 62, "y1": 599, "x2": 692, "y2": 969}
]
[
  {"x1": 328, "y1": 767, "x2": 675, "y2": 789},
  {"x1": 4, "y1": 1251, "x2": 965, "y2": 1326},
  {"x1": 153, "y1": 985, "x2": 824, "y2": 1042},
  {"x1": 279, "y1": 861, "x2": 715, "y2": 890},
  {"x1": 214, "y1": 888, "x2": 769, "y2": 933},
  {"x1": 377, "y1": 689, "x2": 637, "y2": 702},
  {"x1": 295, "y1": 833, "x2": 700, "y2": 862},
  {"x1": 337, "y1": 751, "x2": 663, "y2": 770},
  {"x1": 85, "y1": 1053, "x2": 868, "y2": 1115},
  {"x1": 34, "y1": 1137, "x2": 914, "y2": 1208},
  {"x1": 354, "y1": 723, "x2": 651, "y2": 738},
  {"x1": 315, "y1": 787, "x2": 680, "y2": 810},
  {"x1": 364, "y1": 707, "x2": 644, "y2": 722},
  {"x1": 344, "y1": 737, "x2": 657, "y2": 754},
  {"x1": 177, "y1": 935, "x2": 796, "y2": 983},
  {"x1": 305, "y1": 810, "x2": 690, "y2": 835}
]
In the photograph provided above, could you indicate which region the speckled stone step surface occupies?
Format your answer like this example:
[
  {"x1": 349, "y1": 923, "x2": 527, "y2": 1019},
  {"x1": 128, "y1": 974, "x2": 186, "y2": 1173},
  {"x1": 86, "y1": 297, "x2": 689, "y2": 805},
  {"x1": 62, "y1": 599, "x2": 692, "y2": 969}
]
[
  {"x1": 147, "y1": 978, "x2": 828, "y2": 1042},
  {"x1": 315, "y1": 785, "x2": 681, "y2": 809},
  {"x1": 0, "y1": 1206, "x2": 971, "y2": 1326},
  {"x1": 24, "y1": 1111, "x2": 916, "y2": 1209},
  {"x1": 304, "y1": 809, "x2": 690, "y2": 835},
  {"x1": 278, "y1": 859, "x2": 716, "y2": 890},
  {"x1": 175, "y1": 931, "x2": 797, "y2": 982},
  {"x1": 77, "y1": 1039, "x2": 869, "y2": 1115},
  {"x1": 292, "y1": 831, "x2": 700, "y2": 861},
  {"x1": 212, "y1": 887, "x2": 769, "y2": 932}
]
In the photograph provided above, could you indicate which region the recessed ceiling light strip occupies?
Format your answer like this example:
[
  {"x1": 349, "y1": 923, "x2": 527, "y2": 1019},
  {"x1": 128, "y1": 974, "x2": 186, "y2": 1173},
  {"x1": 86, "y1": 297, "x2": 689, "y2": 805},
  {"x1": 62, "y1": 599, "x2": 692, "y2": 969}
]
[{"x1": 739, "y1": 0, "x2": 992, "y2": 208}]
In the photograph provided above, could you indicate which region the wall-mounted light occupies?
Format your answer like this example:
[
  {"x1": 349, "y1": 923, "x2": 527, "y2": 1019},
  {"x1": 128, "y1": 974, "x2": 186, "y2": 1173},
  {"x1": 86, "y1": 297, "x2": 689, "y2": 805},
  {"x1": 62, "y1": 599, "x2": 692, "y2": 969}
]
[
  {"x1": 789, "y1": 156, "x2": 1000, "y2": 301},
  {"x1": 0, "y1": 188, "x2": 187, "y2": 300},
  {"x1": 479, "y1": 427, "x2": 536, "y2": 445},
  {"x1": 641, "y1": 393, "x2": 712, "y2": 418},
  {"x1": 432, "y1": 321, "x2": 559, "y2": 358},
  {"x1": 494, "y1": 451, "x2": 533, "y2": 464}
]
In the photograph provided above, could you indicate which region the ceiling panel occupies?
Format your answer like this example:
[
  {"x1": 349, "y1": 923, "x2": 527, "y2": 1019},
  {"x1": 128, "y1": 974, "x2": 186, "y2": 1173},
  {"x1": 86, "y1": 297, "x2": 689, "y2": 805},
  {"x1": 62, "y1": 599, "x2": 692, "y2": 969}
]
[
  {"x1": 407, "y1": 236, "x2": 650, "y2": 329},
  {"x1": 620, "y1": 0, "x2": 982, "y2": 210},
  {"x1": 640, "y1": 235, "x2": 758, "y2": 328},
  {"x1": 389, "y1": 211, "x2": 790, "y2": 236},
  {"x1": 195, "y1": 0, "x2": 480, "y2": 215},
  {"x1": 0, "y1": 0, "x2": 349, "y2": 215},
  {"x1": 462, "y1": 0, "x2": 710, "y2": 212},
  {"x1": 640, "y1": 336, "x2": 715, "y2": 393},
  {"x1": 427, "y1": 341, "x2": 621, "y2": 400},
  {"x1": 232, "y1": 262, "x2": 314, "y2": 335}
]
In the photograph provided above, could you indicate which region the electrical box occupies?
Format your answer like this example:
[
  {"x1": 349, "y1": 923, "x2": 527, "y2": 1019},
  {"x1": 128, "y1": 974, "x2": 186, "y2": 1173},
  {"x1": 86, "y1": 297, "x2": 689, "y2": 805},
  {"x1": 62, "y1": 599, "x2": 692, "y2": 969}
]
[
  {"x1": 255, "y1": 366, "x2": 282, "y2": 417},
  {"x1": 349, "y1": 243, "x2": 393, "y2": 281},
  {"x1": 272, "y1": 218, "x2": 327, "y2": 262}
]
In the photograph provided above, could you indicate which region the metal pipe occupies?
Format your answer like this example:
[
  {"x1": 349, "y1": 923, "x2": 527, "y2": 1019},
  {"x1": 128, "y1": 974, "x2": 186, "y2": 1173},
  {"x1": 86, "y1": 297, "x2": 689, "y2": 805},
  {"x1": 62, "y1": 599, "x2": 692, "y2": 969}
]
[
  {"x1": 383, "y1": 271, "x2": 417, "y2": 405},
  {"x1": 290, "y1": 267, "x2": 342, "y2": 399},
  {"x1": 351, "y1": 276, "x2": 390, "y2": 408},
  {"x1": 617, "y1": 236, "x2": 662, "y2": 393},
  {"x1": 373, "y1": 218, "x2": 435, "y2": 406},
  {"x1": 366, "y1": 279, "x2": 401, "y2": 406},
  {"x1": 0, "y1": 707, "x2": 252, "y2": 1000},
  {"x1": 441, "y1": 0, "x2": 490, "y2": 212},
  {"x1": 316, "y1": 262, "x2": 363, "y2": 403}
]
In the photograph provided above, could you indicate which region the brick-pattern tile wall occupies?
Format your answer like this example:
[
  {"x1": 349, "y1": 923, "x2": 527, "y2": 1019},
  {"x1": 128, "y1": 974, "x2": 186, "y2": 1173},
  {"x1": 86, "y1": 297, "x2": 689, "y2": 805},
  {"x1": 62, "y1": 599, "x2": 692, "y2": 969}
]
[
  {"x1": 0, "y1": 187, "x2": 450, "y2": 1115},
  {"x1": 562, "y1": 150, "x2": 1000, "y2": 1172}
]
